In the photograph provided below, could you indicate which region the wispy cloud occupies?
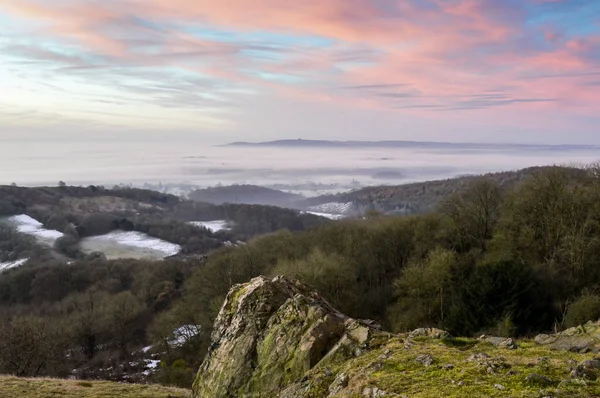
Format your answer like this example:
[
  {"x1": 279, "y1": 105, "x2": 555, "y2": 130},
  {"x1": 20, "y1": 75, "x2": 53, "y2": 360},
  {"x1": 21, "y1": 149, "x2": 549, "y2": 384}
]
[{"x1": 0, "y1": 0, "x2": 599, "y2": 142}]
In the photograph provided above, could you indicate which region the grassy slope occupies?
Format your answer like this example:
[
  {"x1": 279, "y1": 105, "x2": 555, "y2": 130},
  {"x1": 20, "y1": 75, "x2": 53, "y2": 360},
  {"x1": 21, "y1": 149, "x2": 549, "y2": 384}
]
[
  {"x1": 0, "y1": 376, "x2": 190, "y2": 398},
  {"x1": 307, "y1": 335, "x2": 600, "y2": 397}
]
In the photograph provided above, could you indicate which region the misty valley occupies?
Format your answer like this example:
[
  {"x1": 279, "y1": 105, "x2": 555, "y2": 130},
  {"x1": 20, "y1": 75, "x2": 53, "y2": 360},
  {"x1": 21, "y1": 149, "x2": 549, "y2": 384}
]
[{"x1": 3, "y1": 159, "x2": 600, "y2": 398}]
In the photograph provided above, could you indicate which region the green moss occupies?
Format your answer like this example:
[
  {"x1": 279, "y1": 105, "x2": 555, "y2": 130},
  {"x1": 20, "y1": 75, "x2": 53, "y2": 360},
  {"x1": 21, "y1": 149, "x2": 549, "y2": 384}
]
[
  {"x1": 324, "y1": 337, "x2": 600, "y2": 397},
  {"x1": 441, "y1": 337, "x2": 478, "y2": 349},
  {"x1": 226, "y1": 284, "x2": 249, "y2": 315}
]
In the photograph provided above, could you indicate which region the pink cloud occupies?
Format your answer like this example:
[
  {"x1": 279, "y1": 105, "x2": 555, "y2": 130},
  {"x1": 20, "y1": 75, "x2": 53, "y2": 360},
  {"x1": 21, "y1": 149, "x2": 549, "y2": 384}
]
[{"x1": 1, "y1": 0, "x2": 599, "y2": 119}]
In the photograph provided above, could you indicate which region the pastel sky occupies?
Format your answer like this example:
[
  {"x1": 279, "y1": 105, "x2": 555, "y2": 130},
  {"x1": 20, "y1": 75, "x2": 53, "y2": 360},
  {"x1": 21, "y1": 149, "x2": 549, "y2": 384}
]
[{"x1": 1, "y1": 0, "x2": 599, "y2": 144}]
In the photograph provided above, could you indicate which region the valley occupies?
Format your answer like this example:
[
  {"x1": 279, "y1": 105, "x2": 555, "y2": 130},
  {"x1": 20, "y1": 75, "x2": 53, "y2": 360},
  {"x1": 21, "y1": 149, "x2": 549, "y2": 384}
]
[{"x1": 2, "y1": 165, "x2": 600, "y2": 398}]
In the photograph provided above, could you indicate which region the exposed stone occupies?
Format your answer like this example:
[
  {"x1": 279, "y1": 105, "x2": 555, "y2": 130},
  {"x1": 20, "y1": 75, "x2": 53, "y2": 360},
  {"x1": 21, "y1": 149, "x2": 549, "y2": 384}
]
[
  {"x1": 363, "y1": 387, "x2": 388, "y2": 397},
  {"x1": 379, "y1": 349, "x2": 392, "y2": 359},
  {"x1": 403, "y1": 339, "x2": 416, "y2": 350},
  {"x1": 408, "y1": 328, "x2": 450, "y2": 339},
  {"x1": 191, "y1": 275, "x2": 600, "y2": 398},
  {"x1": 466, "y1": 353, "x2": 490, "y2": 363},
  {"x1": 328, "y1": 372, "x2": 349, "y2": 396},
  {"x1": 551, "y1": 335, "x2": 596, "y2": 353},
  {"x1": 192, "y1": 276, "x2": 378, "y2": 398},
  {"x1": 534, "y1": 321, "x2": 600, "y2": 353},
  {"x1": 415, "y1": 354, "x2": 434, "y2": 367},
  {"x1": 571, "y1": 358, "x2": 600, "y2": 380},
  {"x1": 534, "y1": 334, "x2": 557, "y2": 345},
  {"x1": 480, "y1": 335, "x2": 518, "y2": 349}
]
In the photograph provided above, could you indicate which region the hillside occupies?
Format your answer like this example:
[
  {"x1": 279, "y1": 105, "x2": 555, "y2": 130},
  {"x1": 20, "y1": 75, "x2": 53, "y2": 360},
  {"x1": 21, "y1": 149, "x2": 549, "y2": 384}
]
[
  {"x1": 193, "y1": 275, "x2": 600, "y2": 397},
  {"x1": 301, "y1": 166, "x2": 586, "y2": 215},
  {"x1": 0, "y1": 184, "x2": 327, "y2": 263},
  {"x1": 189, "y1": 184, "x2": 303, "y2": 207},
  {"x1": 0, "y1": 376, "x2": 189, "y2": 398}
]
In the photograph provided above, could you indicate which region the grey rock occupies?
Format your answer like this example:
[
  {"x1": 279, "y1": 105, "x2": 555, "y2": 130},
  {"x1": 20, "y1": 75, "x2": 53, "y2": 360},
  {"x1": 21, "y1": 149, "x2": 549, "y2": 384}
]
[
  {"x1": 409, "y1": 328, "x2": 450, "y2": 339},
  {"x1": 363, "y1": 387, "x2": 387, "y2": 397},
  {"x1": 480, "y1": 335, "x2": 518, "y2": 349},
  {"x1": 192, "y1": 276, "x2": 377, "y2": 398},
  {"x1": 466, "y1": 353, "x2": 490, "y2": 363},
  {"x1": 534, "y1": 334, "x2": 557, "y2": 345},
  {"x1": 415, "y1": 354, "x2": 434, "y2": 367},
  {"x1": 328, "y1": 372, "x2": 349, "y2": 396}
]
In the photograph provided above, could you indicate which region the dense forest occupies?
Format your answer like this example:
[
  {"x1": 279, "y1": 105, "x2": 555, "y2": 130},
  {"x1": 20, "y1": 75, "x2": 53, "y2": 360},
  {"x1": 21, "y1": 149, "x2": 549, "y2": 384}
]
[
  {"x1": 189, "y1": 184, "x2": 303, "y2": 207},
  {"x1": 302, "y1": 166, "x2": 576, "y2": 215},
  {"x1": 2, "y1": 165, "x2": 600, "y2": 389}
]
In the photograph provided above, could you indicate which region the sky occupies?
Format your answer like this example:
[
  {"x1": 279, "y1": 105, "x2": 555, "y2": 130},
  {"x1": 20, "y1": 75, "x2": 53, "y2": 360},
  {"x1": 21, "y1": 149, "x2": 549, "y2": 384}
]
[{"x1": 1, "y1": 0, "x2": 599, "y2": 144}]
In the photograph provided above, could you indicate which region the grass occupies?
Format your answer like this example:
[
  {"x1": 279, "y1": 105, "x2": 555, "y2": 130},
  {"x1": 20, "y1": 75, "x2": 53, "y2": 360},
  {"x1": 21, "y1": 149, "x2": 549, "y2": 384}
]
[
  {"x1": 307, "y1": 335, "x2": 600, "y2": 398},
  {"x1": 0, "y1": 376, "x2": 191, "y2": 398}
]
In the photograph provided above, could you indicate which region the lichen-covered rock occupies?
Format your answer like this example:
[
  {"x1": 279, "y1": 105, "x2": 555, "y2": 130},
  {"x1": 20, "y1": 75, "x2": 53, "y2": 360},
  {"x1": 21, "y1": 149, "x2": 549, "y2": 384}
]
[
  {"x1": 192, "y1": 276, "x2": 600, "y2": 398},
  {"x1": 534, "y1": 321, "x2": 600, "y2": 353},
  {"x1": 479, "y1": 335, "x2": 518, "y2": 349},
  {"x1": 408, "y1": 327, "x2": 450, "y2": 339},
  {"x1": 192, "y1": 276, "x2": 377, "y2": 398}
]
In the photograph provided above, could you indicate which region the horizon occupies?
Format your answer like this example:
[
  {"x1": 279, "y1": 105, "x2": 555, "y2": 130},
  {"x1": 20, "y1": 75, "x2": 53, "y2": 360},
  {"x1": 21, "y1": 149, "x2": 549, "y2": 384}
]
[
  {"x1": 222, "y1": 138, "x2": 600, "y2": 148},
  {"x1": 1, "y1": 1, "x2": 600, "y2": 144}
]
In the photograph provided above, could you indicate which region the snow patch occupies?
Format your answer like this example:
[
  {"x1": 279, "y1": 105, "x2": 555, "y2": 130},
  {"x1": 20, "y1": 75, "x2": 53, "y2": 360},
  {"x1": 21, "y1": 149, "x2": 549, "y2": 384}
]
[
  {"x1": 306, "y1": 211, "x2": 347, "y2": 220},
  {"x1": 142, "y1": 359, "x2": 161, "y2": 376},
  {"x1": 0, "y1": 258, "x2": 29, "y2": 271},
  {"x1": 146, "y1": 359, "x2": 161, "y2": 369},
  {"x1": 189, "y1": 220, "x2": 230, "y2": 232},
  {"x1": 7, "y1": 214, "x2": 63, "y2": 244}
]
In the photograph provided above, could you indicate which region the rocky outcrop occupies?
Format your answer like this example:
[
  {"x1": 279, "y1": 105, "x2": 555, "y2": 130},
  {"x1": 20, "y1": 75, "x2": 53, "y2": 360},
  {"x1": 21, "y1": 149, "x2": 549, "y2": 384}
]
[
  {"x1": 192, "y1": 276, "x2": 379, "y2": 398},
  {"x1": 193, "y1": 276, "x2": 600, "y2": 398},
  {"x1": 534, "y1": 321, "x2": 600, "y2": 353}
]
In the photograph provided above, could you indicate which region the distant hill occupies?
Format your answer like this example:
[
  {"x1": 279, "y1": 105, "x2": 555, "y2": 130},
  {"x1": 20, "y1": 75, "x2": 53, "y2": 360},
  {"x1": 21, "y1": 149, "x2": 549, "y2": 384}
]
[
  {"x1": 224, "y1": 139, "x2": 598, "y2": 151},
  {"x1": 189, "y1": 184, "x2": 303, "y2": 207},
  {"x1": 300, "y1": 166, "x2": 585, "y2": 216}
]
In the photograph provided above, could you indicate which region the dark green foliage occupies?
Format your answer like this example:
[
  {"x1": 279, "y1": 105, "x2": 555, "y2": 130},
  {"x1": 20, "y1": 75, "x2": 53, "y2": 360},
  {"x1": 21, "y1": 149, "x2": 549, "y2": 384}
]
[
  {"x1": 564, "y1": 294, "x2": 600, "y2": 328},
  {"x1": 301, "y1": 166, "x2": 558, "y2": 215},
  {"x1": 154, "y1": 359, "x2": 196, "y2": 388}
]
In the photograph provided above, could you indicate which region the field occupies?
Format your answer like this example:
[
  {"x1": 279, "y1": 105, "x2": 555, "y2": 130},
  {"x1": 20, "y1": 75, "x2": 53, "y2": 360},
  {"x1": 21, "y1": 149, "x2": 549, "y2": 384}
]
[{"x1": 0, "y1": 376, "x2": 190, "y2": 398}]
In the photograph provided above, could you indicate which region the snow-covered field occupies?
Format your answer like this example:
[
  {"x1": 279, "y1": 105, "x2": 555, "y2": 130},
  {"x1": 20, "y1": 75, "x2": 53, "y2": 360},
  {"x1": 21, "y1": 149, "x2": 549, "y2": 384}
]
[
  {"x1": 0, "y1": 258, "x2": 29, "y2": 271},
  {"x1": 189, "y1": 220, "x2": 230, "y2": 232},
  {"x1": 1, "y1": 215, "x2": 180, "y2": 261},
  {"x1": 307, "y1": 202, "x2": 353, "y2": 215},
  {"x1": 79, "y1": 231, "x2": 180, "y2": 260},
  {"x1": 4, "y1": 214, "x2": 63, "y2": 246}
]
